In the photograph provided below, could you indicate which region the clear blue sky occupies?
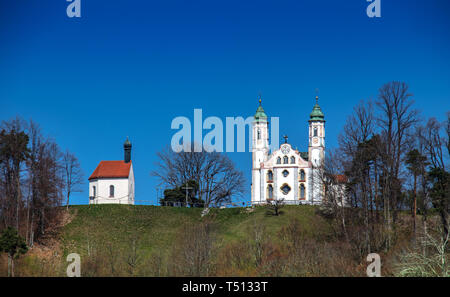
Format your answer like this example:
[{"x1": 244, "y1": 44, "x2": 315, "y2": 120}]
[{"x1": 1, "y1": 0, "x2": 449, "y2": 205}]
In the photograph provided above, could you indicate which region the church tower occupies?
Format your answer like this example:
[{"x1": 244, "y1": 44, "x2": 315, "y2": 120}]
[
  {"x1": 308, "y1": 96, "x2": 325, "y2": 203},
  {"x1": 251, "y1": 97, "x2": 269, "y2": 204},
  {"x1": 308, "y1": 96, "x2": 325, "y2": 165}
]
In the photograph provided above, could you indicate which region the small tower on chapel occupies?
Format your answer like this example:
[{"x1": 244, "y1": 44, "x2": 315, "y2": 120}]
[{"x1": 124, "y1": 137, "x2": 132, "y2": 163}]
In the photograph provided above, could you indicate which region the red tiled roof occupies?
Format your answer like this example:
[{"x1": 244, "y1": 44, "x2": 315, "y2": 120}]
[{"x1": 88, "y1": 161, "x2": 131, "y2": 180}]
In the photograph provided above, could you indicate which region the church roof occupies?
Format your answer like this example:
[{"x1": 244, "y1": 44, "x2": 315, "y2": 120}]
[
  {"x1": 309, "y1": 96, "x2": 325, "y2": 121},
  {"x1": 88, "y1": 161, "x2": 131, "y2": 180},
  {"x1": 254, "y1": 98, "x2": 268, "y2": 121}
]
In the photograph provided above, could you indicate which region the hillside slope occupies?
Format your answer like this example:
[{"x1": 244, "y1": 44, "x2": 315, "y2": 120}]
[{"x1": 8, "y1": 204, "x2": 432, "y2": 277}]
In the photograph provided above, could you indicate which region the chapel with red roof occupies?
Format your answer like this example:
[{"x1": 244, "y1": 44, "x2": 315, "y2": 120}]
[{"x1": 88, "y1": 138, "x2": 135, "y2": 205}]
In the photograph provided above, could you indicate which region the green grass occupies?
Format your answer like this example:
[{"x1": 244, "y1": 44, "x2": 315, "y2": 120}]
[{"x1": 60, "y1": 204, "x2": 330, "y2": 259}]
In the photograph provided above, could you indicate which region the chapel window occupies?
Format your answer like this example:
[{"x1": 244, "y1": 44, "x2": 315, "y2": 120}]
[
  {"x1": 290, "y1": 156, "x2": 295, "y2": 164},
  {"x1": 268, "y1": 185, "x2": 273, "y2": 199},
  {"x1": 300, "y1": 184, "x2": 305, "y2": 199},
  {"x1": 277, "y1": 157, "x2": 281, "y2": 164},
  {"x1": 300, "y1": 169, "x2": 305, "y2": 181},
  {"x1": 110, "y1": 185, "x2": 115, "y2": 197},
  {"x1": 283, "y1": 156, "x2": 288, "y2": 164}
]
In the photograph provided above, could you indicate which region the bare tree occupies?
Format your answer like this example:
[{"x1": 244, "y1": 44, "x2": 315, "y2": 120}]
[
  {"x1": 0, "y1": 117, "x2": 30, "y2": 231},
  {"x1": 376, "y1": 81, "x2": 418, "y2": 223},
  {"x1": 24, "y1": 120, "x2": 64, "y2": 245},
  {"x1": 421, "y1": 118, "x2": 447, "y2": 170},
  {"x1": 265, "y1": 198, "x2": 284, "y2": 216},
  {"x1": 417, "y1": 117, "x2": 449, "y2": 239},
  {"x1": 152, "y1": 143, "x2": 245, "y2": 208},
  {"x1": 62, "y1": 150, "x2": 84, "y2": 210},
  {"x1": 318, "y1": 150, "x2": 349, "y2": 242}
]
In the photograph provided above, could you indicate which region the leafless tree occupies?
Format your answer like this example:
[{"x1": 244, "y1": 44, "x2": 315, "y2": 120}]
[
  {"x1": 152, "y1": 143, "x2": 245, "y2": 208},
  {"x1": 265, "y1": 198, "x2": 284, "y2": 216},
  {"x1": 0, "y1": 117, "x2": 29, "y2": 231},
  {"x1": 339, "y1": 99, "x2": 375, "y2": 159},
  {"x1": 318, "y1": 150, "x2": 349, "y2": 242},
  {"x1": 62, "y1": 150, "x2": 84, "y2": 210},
  {"x1": 420, "y1": 118, "x2": 447, "y2": 170},
  {"x1": 376, "y1": 81, "x2": 418, "y2": 223}
]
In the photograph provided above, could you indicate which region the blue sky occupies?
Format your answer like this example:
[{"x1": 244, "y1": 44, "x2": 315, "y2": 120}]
[{"x1": 1, "y1": 0, "x2": 449, "y2": 205}]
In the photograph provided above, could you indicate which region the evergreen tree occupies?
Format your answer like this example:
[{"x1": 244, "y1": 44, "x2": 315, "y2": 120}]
[{"x1": 0, "y1": 227, "x2": 28, "y2": 277}]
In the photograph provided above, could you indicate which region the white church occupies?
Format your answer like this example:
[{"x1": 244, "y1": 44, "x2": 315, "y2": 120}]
[
  {"x1": 88, "y1": 138, "x2": 135, "y2": 205},
  {"x1": 251, "y1": 96, "x2": 326, "y2": 205}
]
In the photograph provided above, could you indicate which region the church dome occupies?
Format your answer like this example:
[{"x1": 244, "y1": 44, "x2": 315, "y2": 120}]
[
  {"x1": 254, "y1": 98, "x2": 268, "y2": 121},
  {"x1": 309, "y1": 96, "x2": 325, "y2": 121}
]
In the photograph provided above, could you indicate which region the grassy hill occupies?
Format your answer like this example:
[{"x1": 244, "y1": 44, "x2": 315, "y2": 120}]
[
  {"x1": 7, "y1": 204, "x2": 440, "y2": 277},
  {"x1": 60, "y1": 204, "x2": 328, "y2": 259}
]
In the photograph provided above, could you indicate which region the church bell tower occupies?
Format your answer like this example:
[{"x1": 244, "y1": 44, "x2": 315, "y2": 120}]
[
  {"x1": 308, "y1": 96, "x2": 325, "y2": 203},
  {"x1": 251, "y1": 97, "x2": 269, "y2": 204},
  {"x1": 308, "y1": 96, "x2": 325, "y2": 167}
]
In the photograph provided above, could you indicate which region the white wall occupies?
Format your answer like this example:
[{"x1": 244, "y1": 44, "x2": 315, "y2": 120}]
[
  {"x1": 128, "y1": 163, "x2": 135, "y2": 204},
  {"x1": 89, "y1": 178, "x2": 131, "y2": 205}
]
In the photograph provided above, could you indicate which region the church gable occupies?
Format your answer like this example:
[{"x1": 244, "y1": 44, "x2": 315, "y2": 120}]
[{"x1": 263, "y1": 144, "x2": 308, "y2": 168}]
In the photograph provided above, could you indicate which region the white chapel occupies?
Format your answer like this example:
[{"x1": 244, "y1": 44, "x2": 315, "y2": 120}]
[
  {"x1": 251, "y1": 96, "x2": 326, "y2": 205},
  {"x1": 88, "y1": 138, "x2": 135, "y2": 205}
]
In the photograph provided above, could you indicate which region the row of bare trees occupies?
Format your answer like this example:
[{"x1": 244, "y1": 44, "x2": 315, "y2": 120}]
[
  {"x1": 0, "y1": 117, "x2": 83, "y2": 246},
  {"x1": 320, "y1": 81, "x2": 449, "y2": 257}
]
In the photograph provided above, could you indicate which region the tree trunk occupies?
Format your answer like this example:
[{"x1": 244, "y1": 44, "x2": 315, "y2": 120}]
[
  {"x1": 11, "y1": 256, "x2": 14, "y2": 277},
  {"x1": 66, "y1": 191, "x2": 70, "y2": 211},
  {"x1": 413, "y1": 174, "x2": 417, "y2": 242},
  {"x1": 7, "y1": 254, "x2": 11, "y2": 277}
]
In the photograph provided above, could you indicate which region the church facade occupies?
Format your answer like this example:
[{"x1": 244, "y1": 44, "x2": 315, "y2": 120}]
[
  {"x1": 88, "y1": 138, "x2": 135, "y2": 205},
  {"x1": 251, "y1": 96, "x2": 325, "y2": 205}
]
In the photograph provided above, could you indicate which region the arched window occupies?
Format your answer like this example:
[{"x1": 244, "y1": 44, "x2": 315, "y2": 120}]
[
  {"x1": 283, "y1": 156, "x2": 288, "y2": 164},
  {"x1": 290, "y1": 156, "x2": 295, "y2": 164},
  {"x1": 109, "y1": 185, "x2": 115, "y2": 197},
  {"x1": 277, "y1": 157, "x2": 281, "y2": 164},
  {"x1": 93, "y1": 186, "x2": 96, "y2": 197},
  {"x1": 267, "y1": 185, "x2": 273, "y2": 199},
  {"x1": 300, "y1": 169, "x2": 305, "y2": 181},
  {"x1": 257, "y1": 129, "x2": 261, "y2": 140},
  {"x1": 314, "y1": 127, "x2": 318, "y2": 137},
  {"x1": 300, "y1": 184, "x2": 305, "y2": 199},
  {"x1": 267, "y1": 170, "x2": 273, "y2": 181}
]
